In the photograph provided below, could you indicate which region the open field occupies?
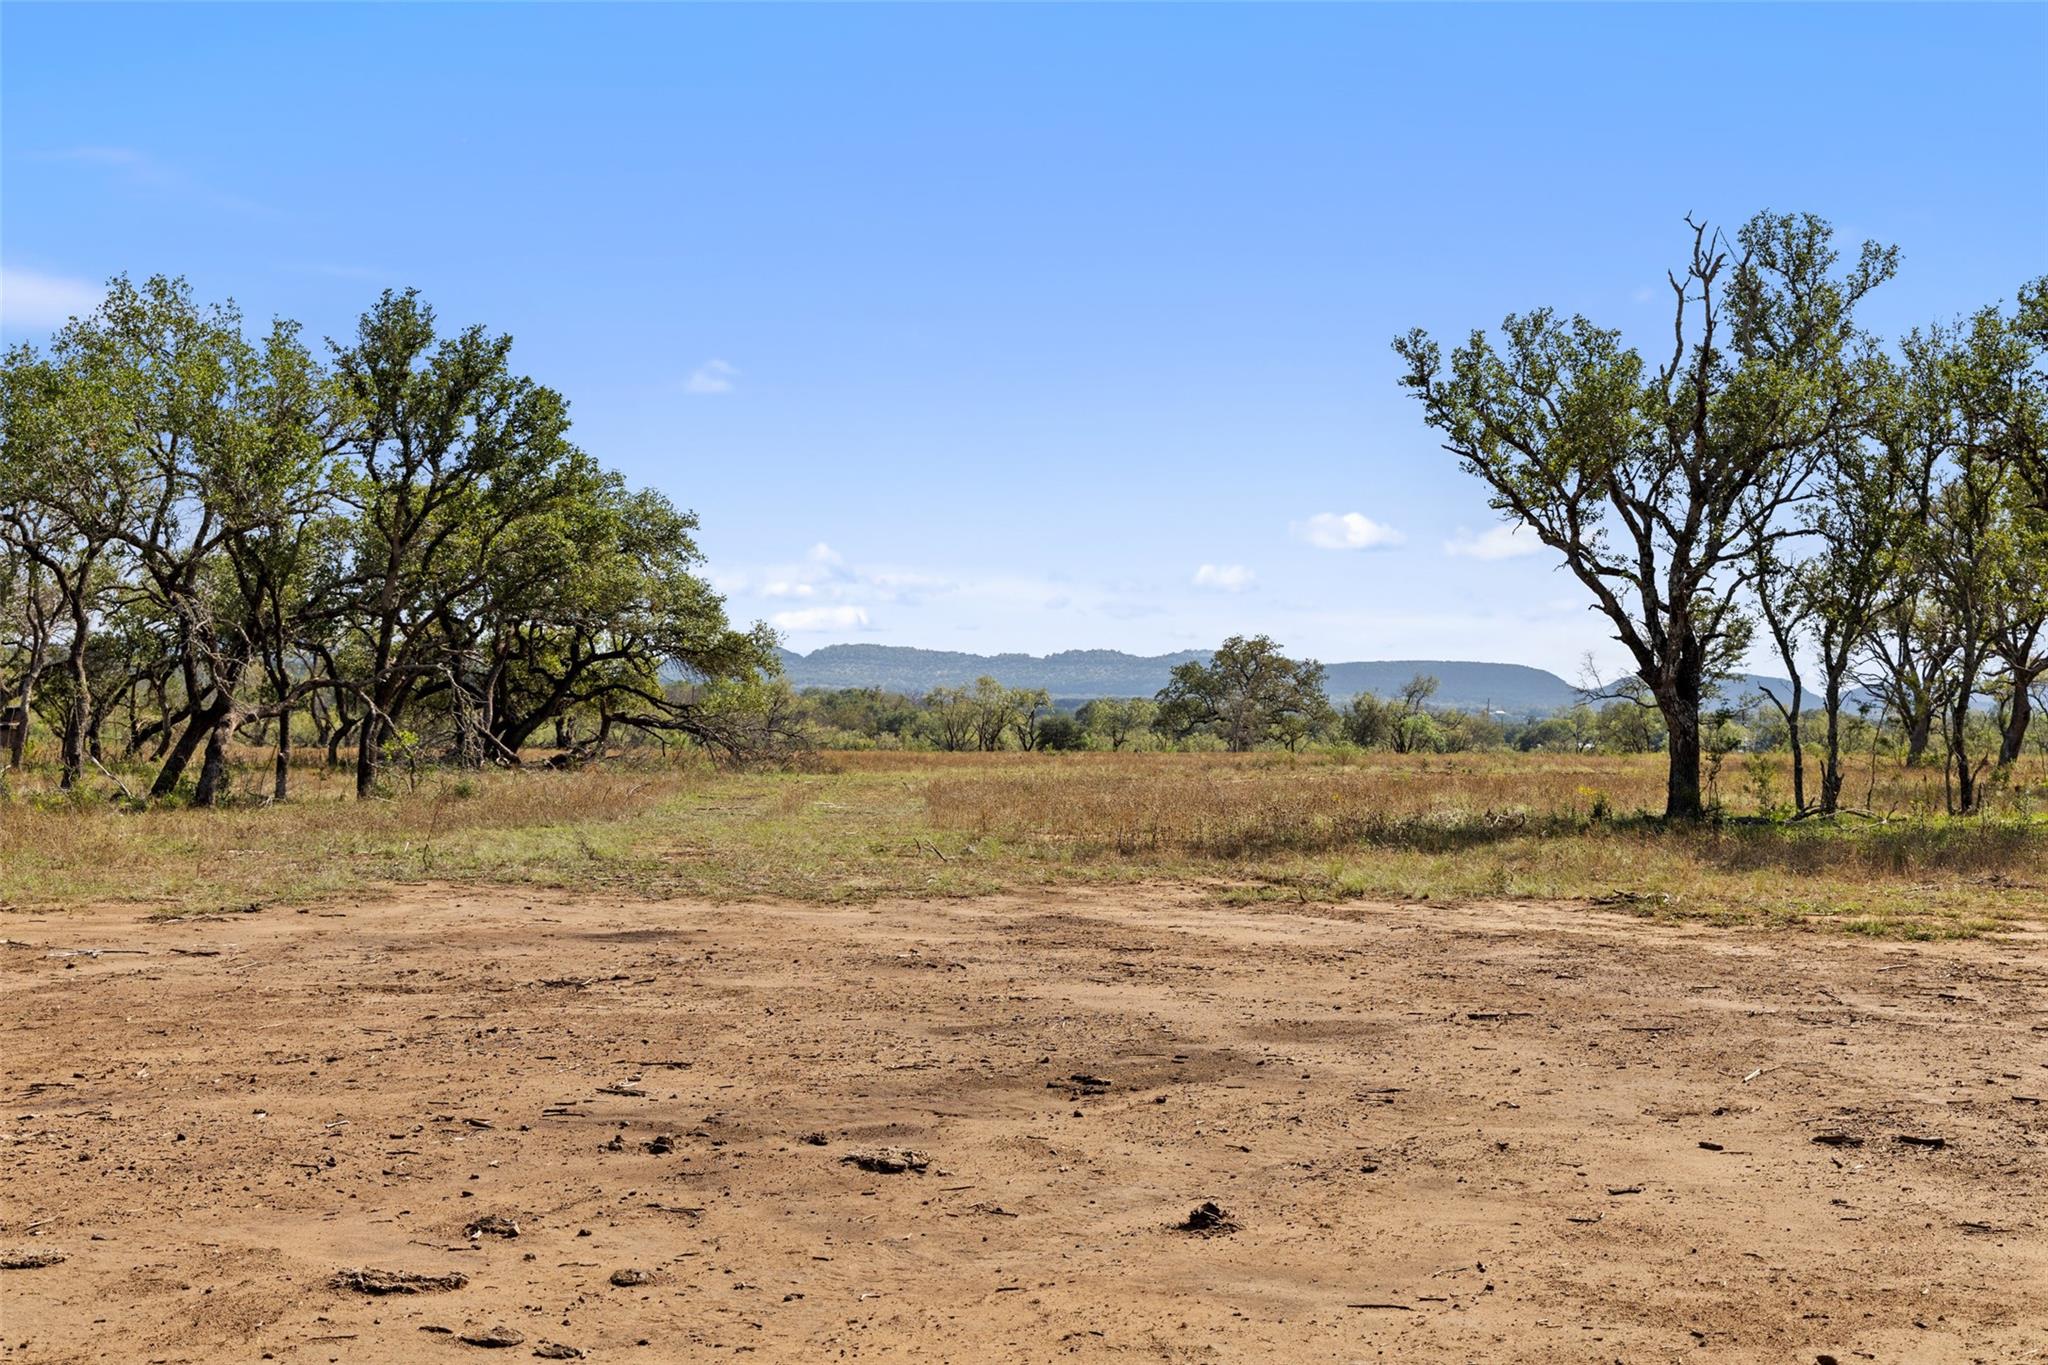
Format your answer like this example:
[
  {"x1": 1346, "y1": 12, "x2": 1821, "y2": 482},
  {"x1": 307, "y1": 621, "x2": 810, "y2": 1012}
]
[
  {"x1": 5, "y1": 751, "x2": 2048, "y2": 938},
  {"x1": 5, "y1": 752, "x2": 2048, "y2": 1361},
  {"x1": 4, "y1": 883, "x2": 2046, "y2": 1363}
]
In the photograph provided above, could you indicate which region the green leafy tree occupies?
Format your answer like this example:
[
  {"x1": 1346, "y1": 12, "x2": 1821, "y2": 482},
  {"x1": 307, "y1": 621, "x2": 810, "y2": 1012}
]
[
  {"x1": 1396, "y1": 212, "x2": 1895, "y2": 818},
  {"x1": 921, "y1": 685, "x2": 976, "y2": 751},
  {"x1": 1077, "y1": 696, "x2": 1155, "y2": 750},
  {"x1": 1153, "y1": 635, "x2": 1328, "y2": 752},
  {"x1": 1397, "y1": 673, "x2": 1439, "y2": 714},
  {"x1": 1342, "y1": 692, "x2": 1395, "y2": 749},
  {"x1": 1034, "y1": 713, "x2": 1087, "y2": 751},
  {"x1": 1791, "y1": 371, "x2": 1915, "y2": 812},
  {"x1": 1008, "y1": 686, "x2": 1052, "y2": 751}
]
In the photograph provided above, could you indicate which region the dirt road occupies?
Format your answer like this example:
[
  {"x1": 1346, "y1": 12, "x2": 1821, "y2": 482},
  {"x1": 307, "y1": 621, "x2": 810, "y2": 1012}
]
[{"x1": 3, "y1": 887, "x2": 2044, "y2": 1362}]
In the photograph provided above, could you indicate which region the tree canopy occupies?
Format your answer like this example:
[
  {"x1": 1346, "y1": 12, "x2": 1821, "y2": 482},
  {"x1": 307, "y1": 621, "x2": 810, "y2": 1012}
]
[
  {"x1": 1, "y1": 277, "x2": 778, "y2": 801},
  {"x1": 1153, "y1": 635, "x2": 1329, "y2": 752}
]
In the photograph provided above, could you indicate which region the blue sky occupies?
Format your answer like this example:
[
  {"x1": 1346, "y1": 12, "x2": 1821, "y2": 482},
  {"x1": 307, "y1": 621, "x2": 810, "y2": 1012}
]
[{"x1": 4, "y1": 3, "x2": 2043, "y2": 677}]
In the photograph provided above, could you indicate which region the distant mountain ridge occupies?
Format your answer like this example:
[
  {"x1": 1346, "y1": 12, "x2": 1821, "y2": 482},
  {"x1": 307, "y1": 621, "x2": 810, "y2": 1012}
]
[
  {"x1": 778, "y1": 645, "x2": 1584, "y2": 714},
  {"x1": 775, "y1": 644, "x2": 1880, "y2": 718}
]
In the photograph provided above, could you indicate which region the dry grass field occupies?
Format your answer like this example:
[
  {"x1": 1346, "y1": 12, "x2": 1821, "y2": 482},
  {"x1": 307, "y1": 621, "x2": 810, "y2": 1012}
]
[
  {"x1": 5, "y1": 751, "x2": 2048, "y2": 1363},
  {"x1": 5, "y1": 748, "x2": 2047, "y2": 937}
]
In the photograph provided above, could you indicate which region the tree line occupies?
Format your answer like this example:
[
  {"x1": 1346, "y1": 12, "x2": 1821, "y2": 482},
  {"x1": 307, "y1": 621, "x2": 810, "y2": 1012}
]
[
  {"x1": 1397, "y1": 211, "x2": 2044, "y2": 817},
  {"x1": 1, "y1": 277, "x2": 781, "y2": 804},
  {"x1": 795, "y1": 628, "x2": 2044, "y2": 808}
]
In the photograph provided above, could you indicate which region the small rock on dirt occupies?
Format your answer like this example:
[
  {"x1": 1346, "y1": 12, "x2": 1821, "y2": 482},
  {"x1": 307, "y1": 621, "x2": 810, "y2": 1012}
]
[
  {"x1": 840, "y1": 1148, "x2": 929, "y2": 1175},
  {"x1": 798, "y1": 1132, "x2": 828, "y2": 1146},
  {"x1": 1177, "y1": 1201, "x2": 1238, "y2": 1235},
  {"x1": 458, "y1": 1325, "x2": 524, "y2": 1348},
  {"x1": 533, "y1": 1345, "x2": 584, "y2": 1361},
  {"x1": 332, "y1": 1267, "x2": 469, "y2": 1295},
  {"x1": 642, "y1": 1134, "x2": 675, "y2": 1154},
  {"x1": 609, "y1": 1267, "x2": 654, "y2": 1287},
  {"x1": 466, "y1": 1215, "x2": 520, "y2": 1238}
]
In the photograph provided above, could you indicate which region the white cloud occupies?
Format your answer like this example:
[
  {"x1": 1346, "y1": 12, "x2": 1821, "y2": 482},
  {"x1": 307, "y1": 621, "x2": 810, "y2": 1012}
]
[
  {"x1": 685, "y1": 358, "x2": 738, "y2": 395},
  {"x1": 761, "y1": 581, "x2": 817, "y2": 599},
  {"x1": 1445, "y1": 523, "x2": 1546, "y2": 560},
  {"x1": 1192, "y1": 563, "x2": 1255, "y2": 592},
  {"x1": 770, "y1": 605, "x2": 870, "y2": 632},
  {"x1": 0, "y1": 268, "x2": 104, "y2": 331},
  {"x1": 806, "y1": 541, "x2": 842, "y2": 565},
  {"x1": 1292, "y1": 512, "x2": 1404, "y2": 551}
]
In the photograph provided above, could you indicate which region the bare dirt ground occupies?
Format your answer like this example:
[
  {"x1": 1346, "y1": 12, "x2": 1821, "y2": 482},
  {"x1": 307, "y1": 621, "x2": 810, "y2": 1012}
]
[{"x1": 3, "y1": 886, "x2": 2045, "y2": 1364}]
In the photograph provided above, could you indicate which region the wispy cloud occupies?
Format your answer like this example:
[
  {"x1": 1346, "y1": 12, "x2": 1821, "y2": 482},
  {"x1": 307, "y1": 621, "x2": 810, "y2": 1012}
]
[
  {"x1": 42, "y1": 145, "x2": 274, "y2": 216},
  {"x1": 1192, "y1": 563, "x2": 1255, "y2": 592},
  {"x1": 0, "y1": 268, "x2": 104, "y2": 331},
  {"x1": 724, "y1": 541, "x2": 1157, "y2": 641},
  {"x1": 770, "y1": 604, "x2": 870, "y2": 632},
  {"x1": 1292, "y1": 512, "x2": 1404, "y2": 551},
  {"x1": 685, "y1": 358, "x2": 738, "y2": 395},
  {"x1": 1445, "y1": 523, "x2": 1545, "y2": 560}
]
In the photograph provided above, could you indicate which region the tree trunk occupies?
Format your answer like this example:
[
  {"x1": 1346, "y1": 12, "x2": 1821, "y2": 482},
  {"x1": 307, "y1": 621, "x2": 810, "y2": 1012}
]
[
  {"x1": 355, "y1": 713, "x2": 383, "y2": 799},
  {"x1": 274, "y1": 706, "x2": 292, "y2": 802},
  {"x1": 1948, "y1": 692, "x2": 1978, "y2": 815},
  {"x1": 192, "y1": 711, "x2": 234, "y2": 808},
  {"x1": 1786, "y1": 701, "x2": 1805, "y2": 814},
  {"x1": 1903, "y1": 706, "x2": 1934, "y2": 765},
  {"x1": 1657, "y1": 684, "x2": 1705, "y2": 820},
  {"x1": 1999, "y1": 683, "x2": 2034, "y2": 767},
  {"x1": 1817, "y1": 676, "x2": 1847, "y2": 815},
  {"x1": 151, "y1": 699, "x2": 226, "y2": 798},
  {"x1": 58, "y1": 633, "x2": 91, "y2": 789}
]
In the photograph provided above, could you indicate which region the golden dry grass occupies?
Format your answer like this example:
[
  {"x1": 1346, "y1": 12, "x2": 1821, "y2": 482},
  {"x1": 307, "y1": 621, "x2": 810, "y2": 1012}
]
[{"x1": 3, "y1": 748, "x2": 2045, "y2": 937}]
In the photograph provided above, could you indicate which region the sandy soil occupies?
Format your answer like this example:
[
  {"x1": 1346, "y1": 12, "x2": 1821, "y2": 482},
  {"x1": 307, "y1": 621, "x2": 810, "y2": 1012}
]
[{"x1": 3, "y1": 885, "x2": 2045, "y2": 1364}]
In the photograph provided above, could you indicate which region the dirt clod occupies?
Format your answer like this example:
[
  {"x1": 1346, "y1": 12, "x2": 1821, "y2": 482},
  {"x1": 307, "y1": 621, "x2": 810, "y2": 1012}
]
[
  {"x1": 840, "y1": 1148, "x2": 929, "y2": 1175},
  {"x1": 332, "y1": 1268, "x2": 469, "y2": 1295},
  {"x1": 1177, "y1": 1201, "x2": 1238, "y2": 1235},
  {"x1": 0, "y1": 1250, "x2": 66, "y2": 1270},
  {"x1": 457, "y1": 1325, "x2": 524, "y2": 1348}
]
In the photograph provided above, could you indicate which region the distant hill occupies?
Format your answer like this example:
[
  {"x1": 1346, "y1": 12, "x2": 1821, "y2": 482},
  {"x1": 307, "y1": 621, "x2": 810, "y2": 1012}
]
[
  {"x1": 777, "y1": 645, "x2": 1582, "y2": 714},
  {"x1": 775, "y1": 644, "x2": 1208, "y2": 696},
  {"x1": 773, "y1": 645, "x2": 1903, "y2": 718}
]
